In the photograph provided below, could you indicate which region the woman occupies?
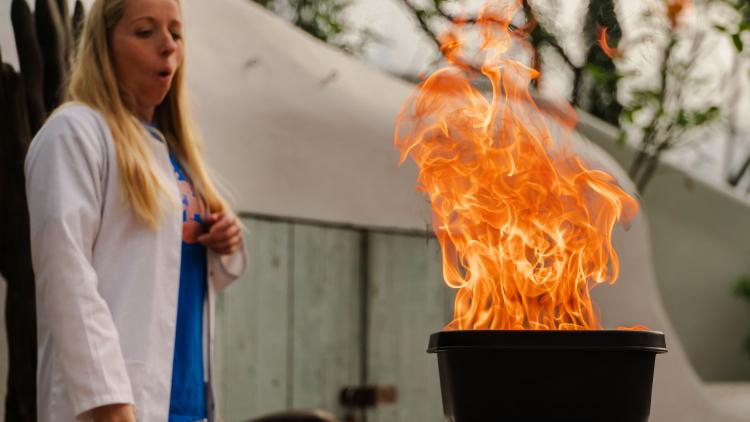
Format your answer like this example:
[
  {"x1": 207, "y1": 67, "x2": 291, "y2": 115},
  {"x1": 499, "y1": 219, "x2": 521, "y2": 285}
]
[{"x1": 24, "y1": 0, "x2": 246, "y2": 420}]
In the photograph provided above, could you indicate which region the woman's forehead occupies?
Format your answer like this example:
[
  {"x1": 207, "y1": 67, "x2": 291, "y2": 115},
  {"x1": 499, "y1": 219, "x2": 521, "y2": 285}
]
[{"x1": 122, "y1": 0, "x2": 181, "y2": 23}]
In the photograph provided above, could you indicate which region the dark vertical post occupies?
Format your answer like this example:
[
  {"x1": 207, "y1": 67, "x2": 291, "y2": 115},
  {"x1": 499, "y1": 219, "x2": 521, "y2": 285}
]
[
  {"x1": 35, "y1": 0, "x2": 68, "y2": 111},
  {"x1": 72, "y1": 0, "x2": 86, "y2": 46},
  {"x1": 0, "y1": 58, "x2": 37, "y2": 422},
  {"x1": 2, "y1": 1, "x2": 82, "y2": 419},
  {"x1": 12, "y1": 0, "x2": 46, "y2": 133}
]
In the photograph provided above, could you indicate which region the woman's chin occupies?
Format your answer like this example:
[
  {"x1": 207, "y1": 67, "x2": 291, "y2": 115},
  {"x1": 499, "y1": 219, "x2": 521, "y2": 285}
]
[
  {"x1": 152, "y1": 91, "x2": 171, "y2": 108},
  {"x1": 152, "y1": 82, "x2": 173, "y2": 105}
]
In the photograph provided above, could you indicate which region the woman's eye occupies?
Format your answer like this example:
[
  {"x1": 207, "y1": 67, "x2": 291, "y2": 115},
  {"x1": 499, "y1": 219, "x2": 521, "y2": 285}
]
[
  {"x1": 135, "y1": 29, "x2": 153, "y2": 38},
  {"x1": 171, "y1": 32, "x2": 182, "y2": 41}
]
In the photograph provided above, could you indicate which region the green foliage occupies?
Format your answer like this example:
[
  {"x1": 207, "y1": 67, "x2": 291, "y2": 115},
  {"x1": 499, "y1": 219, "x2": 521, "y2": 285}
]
[
  {"x1": 616, "y1": 130, "x2": 628, "y2": 146},
  {"x1": 398, "y1": 1, "x2": 739, "y2": 192},
  {"x1": 252, "y1": 0, "x2": 379, "y2": 55},
  {"x1": 711, "y1": 0, "x2": 750, "y2": 52},
  {"x1": 614, "y1": 0, "x2": 736, "y2": 192},
  {"x1": 584, "y1": 63, "x2": 619, "y2": 85},
  {"x1": 733, "y1": 32, "x2": 743, "y2": 51},
  {"x1": 682, "y1": 107, "x2": 720, "y2": 127}
]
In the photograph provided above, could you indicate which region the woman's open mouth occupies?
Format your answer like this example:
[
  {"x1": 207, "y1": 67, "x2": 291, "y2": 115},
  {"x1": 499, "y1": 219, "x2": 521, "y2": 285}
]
[{"x1": 157, "y1": 70, "x2": 172, "y2": 82}]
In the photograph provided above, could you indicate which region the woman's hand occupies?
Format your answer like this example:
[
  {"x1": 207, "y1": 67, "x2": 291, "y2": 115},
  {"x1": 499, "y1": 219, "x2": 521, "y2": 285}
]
[
  {"x1": 90, "y1": 403, "x2": 136, "y2": 422},
  {"x1": 198, "y1": 212, "x2": 243, "y2": 255}
]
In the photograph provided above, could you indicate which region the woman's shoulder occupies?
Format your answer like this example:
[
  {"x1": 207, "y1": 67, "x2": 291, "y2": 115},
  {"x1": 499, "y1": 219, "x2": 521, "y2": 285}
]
[
  {"x1": 26, "y1": 102, "x2": 111, "y2": 166},
  {"x1": 42, "y1": 101, "x2": 109, "y2": 134}
]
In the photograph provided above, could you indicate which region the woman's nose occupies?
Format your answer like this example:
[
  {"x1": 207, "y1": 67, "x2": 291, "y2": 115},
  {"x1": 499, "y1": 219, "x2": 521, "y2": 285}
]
[{"x1": 160, "y1": 32, "x2": 177, "y2": 56}]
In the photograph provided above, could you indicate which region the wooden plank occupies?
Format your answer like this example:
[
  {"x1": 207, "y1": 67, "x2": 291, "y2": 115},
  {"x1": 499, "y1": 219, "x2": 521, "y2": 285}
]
[
  {"x1": 291, "y1": 224, "x2": 362, "y2": 416},
  {"x1": 216, "y1": 217, "x2": 292, "y2": 421},
  {"x1": 367, "y1": 232, "x2": 449, "y2": 422}
]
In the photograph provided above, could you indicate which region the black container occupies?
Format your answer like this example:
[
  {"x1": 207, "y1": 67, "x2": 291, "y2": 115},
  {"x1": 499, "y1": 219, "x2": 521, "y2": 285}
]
[{"x1": 427, "y1": 330, "x2": 667, "y2": 422}]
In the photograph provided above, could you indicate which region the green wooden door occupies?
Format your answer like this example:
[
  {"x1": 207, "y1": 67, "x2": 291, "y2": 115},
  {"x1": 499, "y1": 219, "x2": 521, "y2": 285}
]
[
  {"x1": 366, "y1": 232, "x2": 451, "y2": 422},
  {"x1": 216, "y1": 217, "x2": 449, "y2": 422}
]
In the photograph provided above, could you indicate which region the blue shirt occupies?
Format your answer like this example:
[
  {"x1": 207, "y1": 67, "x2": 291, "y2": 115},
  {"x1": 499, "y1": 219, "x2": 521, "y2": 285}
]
[
  {"x1": 140, "y1": 123, "x2": 208, "y2": 421},
  {"x1": 168, "y1": 152, "x2": 208, "y2": 422}
]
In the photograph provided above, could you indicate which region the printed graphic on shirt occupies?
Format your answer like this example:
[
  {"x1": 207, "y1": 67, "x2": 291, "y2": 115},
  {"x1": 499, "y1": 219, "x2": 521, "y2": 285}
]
[{"x1": 169, "y1": 154, "x2": 207, "y2": 244}]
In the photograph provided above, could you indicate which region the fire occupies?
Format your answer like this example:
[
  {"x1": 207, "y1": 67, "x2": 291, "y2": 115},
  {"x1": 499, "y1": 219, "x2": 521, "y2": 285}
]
[
  {"x1": 395, "y1": 0, "x2": 639, "y2": 330},
  {"x1": 666, "y1": 0, "x2": 691, "y2": 28},
  {"x1": 597, "y1": 25, "x2": 619, "y2": 59},
  {"x1": 619, "y1": 324, "x2": 650, "y2": 331}
]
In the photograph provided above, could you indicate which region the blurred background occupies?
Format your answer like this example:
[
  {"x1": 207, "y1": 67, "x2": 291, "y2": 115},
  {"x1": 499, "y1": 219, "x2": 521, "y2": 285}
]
[{"x1": 2, "y1": 0, "x2": 750, "y2": 421}]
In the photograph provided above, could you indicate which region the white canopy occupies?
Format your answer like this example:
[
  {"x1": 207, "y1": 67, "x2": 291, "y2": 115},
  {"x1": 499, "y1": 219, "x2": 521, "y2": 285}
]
[{"x1": 183, "y1": 0, "x2": 429, "y2": 231}]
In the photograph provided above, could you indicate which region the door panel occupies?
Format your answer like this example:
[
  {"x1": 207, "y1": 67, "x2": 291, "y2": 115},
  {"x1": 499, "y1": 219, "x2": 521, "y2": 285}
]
[
  {"x1": 367, "y1": 232, "x2": 449, "y2": 422},
  {"x1": 216, "y1": 218, "x2": 292, "y2": 420},
  {"x1": 291, "y1": 224, "x2": 362, "y2": 416}
]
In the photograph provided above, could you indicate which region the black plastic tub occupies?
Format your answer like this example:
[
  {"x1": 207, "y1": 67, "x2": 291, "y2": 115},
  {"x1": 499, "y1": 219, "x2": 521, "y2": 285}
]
[{"x1": 427, "y1": 330, "x2": 667, "y2": 422}]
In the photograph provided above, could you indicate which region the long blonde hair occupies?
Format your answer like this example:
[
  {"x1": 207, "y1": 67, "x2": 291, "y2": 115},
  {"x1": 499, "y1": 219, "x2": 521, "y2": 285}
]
[{"x1": 66, "y1": 0, "x2": 228, "y2": 229}]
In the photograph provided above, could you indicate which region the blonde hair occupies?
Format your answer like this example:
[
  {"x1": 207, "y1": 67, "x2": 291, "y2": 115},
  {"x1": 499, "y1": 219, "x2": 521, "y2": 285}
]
[{"x1": 65, "y1": 0, "x2": 228, "y2": 229}]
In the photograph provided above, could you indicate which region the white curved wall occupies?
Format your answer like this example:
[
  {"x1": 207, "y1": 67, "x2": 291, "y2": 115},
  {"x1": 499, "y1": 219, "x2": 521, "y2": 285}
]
[{"x1": 578, "y1": 112, "x2": 750, "y2": 381}]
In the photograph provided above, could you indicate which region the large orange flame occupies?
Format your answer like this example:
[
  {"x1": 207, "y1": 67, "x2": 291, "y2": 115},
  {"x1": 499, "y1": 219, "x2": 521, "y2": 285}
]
[
  {"x1": 395, "y1": 1, "x2": 639, "y2": 331},
  {"x1": 597, "y1": 25, "x2": 619, "y2": 59}
]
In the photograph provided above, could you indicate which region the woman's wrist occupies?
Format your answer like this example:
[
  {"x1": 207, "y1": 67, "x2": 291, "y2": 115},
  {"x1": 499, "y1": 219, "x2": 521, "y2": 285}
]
[{"x1": 89, "y1": 403, "x2": 136, "y2": 422}]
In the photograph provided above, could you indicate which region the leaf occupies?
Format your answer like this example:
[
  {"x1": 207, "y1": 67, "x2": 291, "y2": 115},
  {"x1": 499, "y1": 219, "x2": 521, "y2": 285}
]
[
  {"x1": 676, "y1": 109, "x2": 689, "y2": 127},
  {"x1": 622, "y1": 106, "x2": 641, "y2": 124},
  {"x1": 631, "y1": 89, "x2": 661, "y2": 105},
  {"x1": 733, "y1": 33, "x2": 744, "y2": 51},
  {"x1": 714, "y1": 24, "x2": 727, "y2": 32},
  {"x1": 617, "y1": 130, "x2": 628, "y2": 146},
  {"x1": 584, "y1": 63, "x2": 619, "y2": 85},
  {"x1": 691, "y1": 106, "x2": 721, "y2": 126}
]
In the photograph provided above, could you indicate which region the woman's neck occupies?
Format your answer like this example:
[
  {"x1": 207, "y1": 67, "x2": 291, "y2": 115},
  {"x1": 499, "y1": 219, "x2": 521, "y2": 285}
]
[{"x1": 133, "y1": 102, "x2": 155, "y2": 123}]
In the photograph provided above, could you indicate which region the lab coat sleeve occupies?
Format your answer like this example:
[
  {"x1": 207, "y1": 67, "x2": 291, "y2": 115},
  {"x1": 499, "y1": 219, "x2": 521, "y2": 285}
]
[
  {"x1": 25, "y1": 109, "x2": 134, "y2": 416},
  {"x1": 207, "y1": 215, "x2": 248, "y2": 292}
]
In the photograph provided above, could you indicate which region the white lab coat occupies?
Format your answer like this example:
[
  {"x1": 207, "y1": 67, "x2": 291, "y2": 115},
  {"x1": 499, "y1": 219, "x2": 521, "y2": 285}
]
[{"x1": 25, "y1": 103, "x2": 247, "y2": 421}]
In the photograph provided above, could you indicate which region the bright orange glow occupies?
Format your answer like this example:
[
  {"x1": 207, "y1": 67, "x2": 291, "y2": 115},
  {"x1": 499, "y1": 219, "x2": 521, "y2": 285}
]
[
  {"x1": 618, "y1": 325, "x2": 650, "y2": 331},
  {"x1": 395, "y1": 1, "x2": 639, "y2": 331},
  {"x1": 667, "y1": 0, "x2": 691, "y2": 28},
  {"x1": 597, "y1": 25, "x2": 619, "y2": 59}
]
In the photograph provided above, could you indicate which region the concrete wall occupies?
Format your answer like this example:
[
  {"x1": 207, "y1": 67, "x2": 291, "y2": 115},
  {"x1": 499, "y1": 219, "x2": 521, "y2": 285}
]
[{"x1": 577, "y1": 113, "x2": 750, "y2": 381}]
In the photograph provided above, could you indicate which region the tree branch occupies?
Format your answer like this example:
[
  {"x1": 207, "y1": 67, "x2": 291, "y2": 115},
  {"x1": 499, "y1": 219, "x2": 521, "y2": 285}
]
[
  {"x1": 399, "y1": 0, "x2": 578, "y2": 76},
  {"x1": 401, "y1": 0, "x2": 442, "y2": 50}
]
